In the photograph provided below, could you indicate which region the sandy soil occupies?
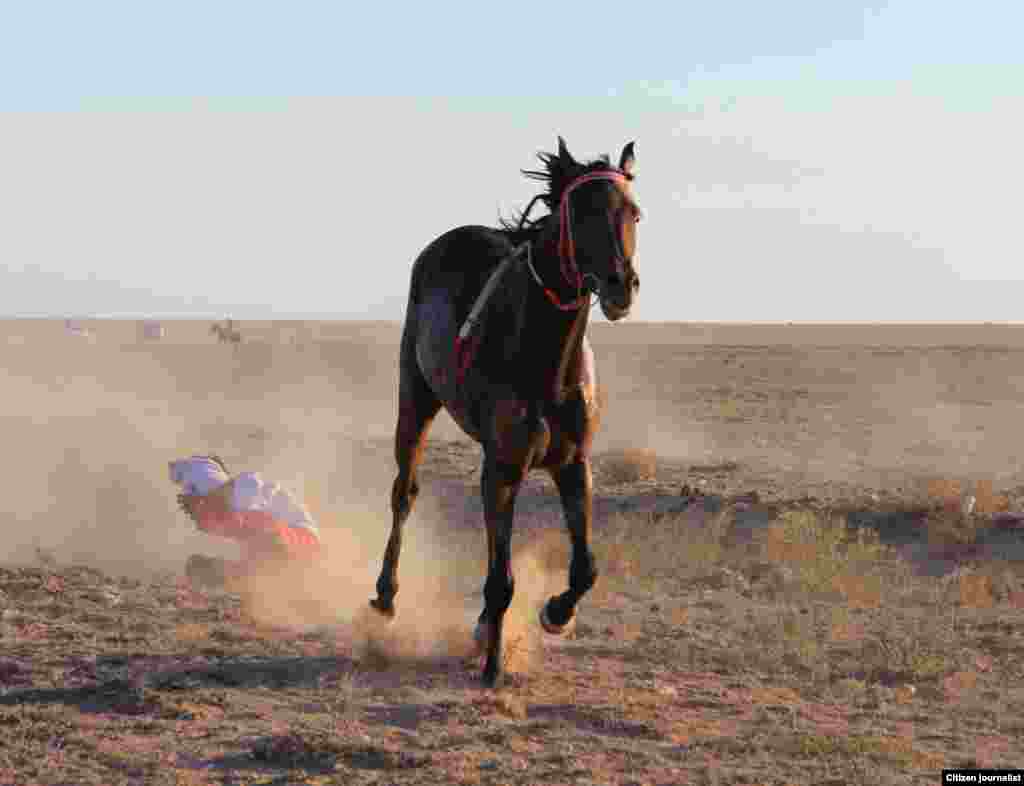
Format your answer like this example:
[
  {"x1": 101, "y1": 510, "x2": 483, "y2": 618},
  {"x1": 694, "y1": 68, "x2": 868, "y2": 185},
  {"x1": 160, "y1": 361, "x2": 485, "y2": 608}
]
[{"x1": 1, "y1": 319, "x2": 1023, "y2": 785}]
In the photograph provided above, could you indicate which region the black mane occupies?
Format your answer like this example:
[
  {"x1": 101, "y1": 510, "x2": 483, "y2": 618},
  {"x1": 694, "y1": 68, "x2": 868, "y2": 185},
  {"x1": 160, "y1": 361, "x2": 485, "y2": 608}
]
[{"x1": 498, "y1": 147, "x2": 620, "y2": 245}]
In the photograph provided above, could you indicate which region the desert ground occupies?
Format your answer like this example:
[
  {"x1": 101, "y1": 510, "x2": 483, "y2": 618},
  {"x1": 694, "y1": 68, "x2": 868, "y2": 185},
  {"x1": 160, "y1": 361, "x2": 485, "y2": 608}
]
[{"x1": 2, "y1": 319, "x2": 1023, "y2": 785}]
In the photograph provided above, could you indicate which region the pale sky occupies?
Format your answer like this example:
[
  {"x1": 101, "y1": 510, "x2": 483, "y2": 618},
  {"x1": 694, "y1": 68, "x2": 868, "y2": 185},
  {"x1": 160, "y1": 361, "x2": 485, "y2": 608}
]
[{"x1": 1, "y1": 1, "x2": 1022, "y2": 321}]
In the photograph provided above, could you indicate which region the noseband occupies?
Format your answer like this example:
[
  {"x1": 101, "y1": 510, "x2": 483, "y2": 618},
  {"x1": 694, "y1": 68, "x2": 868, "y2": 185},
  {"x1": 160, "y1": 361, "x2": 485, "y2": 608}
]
[{"x1": 530, "y1": 168, "x2": 632, "y2": 311}]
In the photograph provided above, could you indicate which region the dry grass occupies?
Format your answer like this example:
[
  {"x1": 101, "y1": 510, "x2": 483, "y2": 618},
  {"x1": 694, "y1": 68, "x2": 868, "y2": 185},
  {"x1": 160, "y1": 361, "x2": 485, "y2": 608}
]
[
  {"x1": 3, "y1": 494, "x2": 1023, "y2": 785},
  {"x1": 5, "y1": 322, "x2": 1024, "y2": 784},
  {"x1": 926, "y1": 476, "x2": 1010, "y2": 516},
  {"x1": 594, "y1": 505, "x2": 732, "y2": 591},
  {"x1": 602, "y1": 447, "x2": 658, "y2": 483}
]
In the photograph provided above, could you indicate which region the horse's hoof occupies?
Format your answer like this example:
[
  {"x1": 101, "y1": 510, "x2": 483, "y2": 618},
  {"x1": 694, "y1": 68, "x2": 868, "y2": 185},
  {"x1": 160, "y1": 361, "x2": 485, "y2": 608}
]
[{"x1": 539, "y1": 603, "x2": 575, "y2": 636}]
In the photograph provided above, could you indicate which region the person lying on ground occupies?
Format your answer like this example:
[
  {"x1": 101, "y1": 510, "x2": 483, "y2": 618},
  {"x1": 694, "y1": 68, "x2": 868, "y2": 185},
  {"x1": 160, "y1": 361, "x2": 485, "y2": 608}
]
[{"x1": 169, "y1": 455, "x2": 322, "y2": 588}]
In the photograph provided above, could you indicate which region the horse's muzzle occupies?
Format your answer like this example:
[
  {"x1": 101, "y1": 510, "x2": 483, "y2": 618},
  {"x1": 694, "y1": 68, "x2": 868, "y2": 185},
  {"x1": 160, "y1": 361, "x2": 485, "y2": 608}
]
[{"x1": 599, "y1": 270, "x2": 638, "y2": 321}]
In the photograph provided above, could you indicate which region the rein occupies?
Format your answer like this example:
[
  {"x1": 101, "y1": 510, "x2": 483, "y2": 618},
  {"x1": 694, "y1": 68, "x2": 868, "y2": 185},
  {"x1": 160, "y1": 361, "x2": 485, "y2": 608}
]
[{"x1": 524, "y1": 241, "x2": 591, "y2": 311}]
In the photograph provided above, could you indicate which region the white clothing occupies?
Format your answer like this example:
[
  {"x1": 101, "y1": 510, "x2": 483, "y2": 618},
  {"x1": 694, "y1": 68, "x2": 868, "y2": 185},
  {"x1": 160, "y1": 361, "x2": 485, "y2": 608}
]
[
  {"x1": 169, "y1": 457, "x2": 318, "y2": 535},
  {"x1": 230, "y1": 472, "x2": 319, "y2": 535},
  {"x1": 168, "y1": 456, "x2": 231, "y2": 496}
]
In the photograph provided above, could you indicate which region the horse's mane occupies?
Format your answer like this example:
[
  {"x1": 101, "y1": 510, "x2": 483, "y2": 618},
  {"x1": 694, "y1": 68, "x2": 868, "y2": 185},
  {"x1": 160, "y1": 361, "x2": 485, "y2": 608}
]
[{"x1": 498, "y1": 146, "x2": 621, "y2": 245}]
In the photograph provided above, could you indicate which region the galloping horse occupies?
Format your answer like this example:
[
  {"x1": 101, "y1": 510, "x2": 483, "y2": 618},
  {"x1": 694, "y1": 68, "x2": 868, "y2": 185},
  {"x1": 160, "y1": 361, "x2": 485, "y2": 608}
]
[{"x1": 369, "y1": 137, "x2": 642, "y2": 686}]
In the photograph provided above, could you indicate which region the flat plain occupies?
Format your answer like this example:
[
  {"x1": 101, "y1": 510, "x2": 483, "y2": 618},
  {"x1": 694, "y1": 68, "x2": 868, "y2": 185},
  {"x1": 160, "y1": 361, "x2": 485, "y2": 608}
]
[{"x1": 2, "y1": 319, "x2": 1023, "y2": 785}]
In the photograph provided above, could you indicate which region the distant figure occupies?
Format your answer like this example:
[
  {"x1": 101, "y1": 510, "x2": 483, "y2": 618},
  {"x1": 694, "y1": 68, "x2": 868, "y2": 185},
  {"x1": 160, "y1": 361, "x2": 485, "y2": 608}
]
[
  {"x1": 140, "y1": 320, "x2": 165, "y2": 341},
  {"x1": 169, "y1": 455, "x2": 322, "y2": 588},
  {"x1": 64, "y1": 319, "x2": 94, "y2": 341},
  {"x1": 210, "y1": 318, "x2": 242, "y2": 346}
]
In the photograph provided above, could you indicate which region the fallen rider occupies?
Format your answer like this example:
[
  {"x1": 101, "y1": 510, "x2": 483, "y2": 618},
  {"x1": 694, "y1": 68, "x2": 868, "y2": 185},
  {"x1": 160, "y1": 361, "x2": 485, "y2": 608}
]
[{"x1": 169, "y1": 455, "x2": 322, "y2": 588}]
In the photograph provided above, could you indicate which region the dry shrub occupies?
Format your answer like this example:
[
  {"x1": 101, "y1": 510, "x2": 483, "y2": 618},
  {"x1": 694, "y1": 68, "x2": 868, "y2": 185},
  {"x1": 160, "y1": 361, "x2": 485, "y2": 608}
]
[
  {"x1": 832, "y1": 678, "x2": 867, "y2": 702},
  {"x1": 175, "y1": 623, "x2": 210, "y2": 643},
  {"x1": 489, "y1": 693, "x2": 528, "y2": 720},
  {"x1": 927, "y1": 477, "x2": 1008, "y2": 515},
  {"x1": 765, "y1": 511, "x2": 845, "y2": 594},
  {"x1": 974, "y1": 479, "x2": 1009, "y2": 514},
  {"x1": 830, "y1": 573, "x2": 883, "y2": 610},
  {"x1": 893, "y1": 684, "x2": 916, "y2": 704},
  {"x1": 957, "y1": 574, "x2": 995, "y2": 609},
  {"x1": 829, "y1": 620, "x2": 866, "y2": 643},
  {"x1": 501, "y1": 626, "x2": 540, "y2": 675},
  {"x1": 778, "y1": 608, "x2": 821, "y2": 667},
  {"x1": 926, "y1": 511, "x2": 982, "y2": 547},
  {"x1": 927, "y1": 477, "x2": 962, "y2": 504},
  {"x1": 860, "y1": 615, "x2": 949, "y2": 681},
  {"x1": 912, "y1": 749, "x2": 947, "y2": 771},
  {"x1": 596, "y1": 507, "x2": 730, "y2": 586},
  {"x1": 668, "y1": 605, "x2": 691, "y2": 626},
  {"x1": 608, "y1": 621, "x2": 643, "y2": 643},
  {"x1": 162, "y1": 700, "x2": 221, "y2": 722},
  {"x1": 765, "y1": 524, "x2": 819, "y2": 564},
  {"x1": 670, "y1": 718, "x2": 730, "y2": 744},
  {"x1": 944, "y1": 669, "x2": 980, "y2": 700},
  {"x1": 763, "y1": 510, "x2": 892, "y2": 597},
  {"x1": 751, "y1": 686, "x2": 801, "y2": 706},
  {"x1": 602, "y1": 540, "x2": 637, "y2": 579},
  {"x1": 603, "y1": 447, "x2": 657, "y2": 483},
  {"x1": 718, "y1": 399, "x2": 741, "y2": 421},
  {"x1": 174, "y1": 769, "x2": 215, "y2": 786}
]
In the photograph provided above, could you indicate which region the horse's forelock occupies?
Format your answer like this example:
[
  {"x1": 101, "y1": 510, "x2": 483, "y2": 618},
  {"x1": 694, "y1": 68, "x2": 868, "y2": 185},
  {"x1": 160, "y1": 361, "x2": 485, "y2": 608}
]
[
  {"x1": 542, "y1": 155, "x2": 615, "y2": 206},
  {"x1": 504, "y1": 149, "x2": 624, "y2": 240}
]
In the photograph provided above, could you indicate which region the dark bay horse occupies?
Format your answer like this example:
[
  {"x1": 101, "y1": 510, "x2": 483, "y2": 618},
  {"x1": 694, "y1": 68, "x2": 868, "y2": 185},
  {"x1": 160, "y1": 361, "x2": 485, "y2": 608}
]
[{"x1": 369, "y1": 137, "x2": 642, "y2": 686}]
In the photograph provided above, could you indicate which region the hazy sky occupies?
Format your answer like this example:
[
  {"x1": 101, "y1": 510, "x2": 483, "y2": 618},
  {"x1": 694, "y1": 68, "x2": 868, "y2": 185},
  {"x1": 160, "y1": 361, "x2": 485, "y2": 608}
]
[{"x1": 2, "y1": 1, "x2": 1021, "y2": 321}]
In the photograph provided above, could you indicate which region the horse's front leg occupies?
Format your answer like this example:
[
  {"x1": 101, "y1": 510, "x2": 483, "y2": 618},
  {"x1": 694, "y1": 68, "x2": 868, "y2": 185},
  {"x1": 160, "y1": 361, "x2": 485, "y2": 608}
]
[
  {"x1": 541, "y1": 458, "x2": 597, "y2": 635},
  {"x1": 476, "y1": 458, "x2": 521, "y2": 688},
  {"x1": 476, "y1": 401, "x2": 550, "y2": 687}
]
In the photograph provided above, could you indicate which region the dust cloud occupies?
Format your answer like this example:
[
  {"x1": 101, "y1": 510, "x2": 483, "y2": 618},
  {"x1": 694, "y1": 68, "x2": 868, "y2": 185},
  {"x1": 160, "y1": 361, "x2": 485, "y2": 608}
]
[{"x1": 0, "y1": 322, "x2": 565, "y2": 670}]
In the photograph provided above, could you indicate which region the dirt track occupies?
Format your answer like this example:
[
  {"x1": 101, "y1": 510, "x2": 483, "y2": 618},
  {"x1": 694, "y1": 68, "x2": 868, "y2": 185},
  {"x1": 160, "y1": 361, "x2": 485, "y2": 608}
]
[{"x1": 2, "y1": 320, "x2": 1023, "y2": 785}]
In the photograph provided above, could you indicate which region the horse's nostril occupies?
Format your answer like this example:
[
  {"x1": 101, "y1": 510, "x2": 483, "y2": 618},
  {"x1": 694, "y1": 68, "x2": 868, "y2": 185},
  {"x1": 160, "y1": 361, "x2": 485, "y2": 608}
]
[{"x1": 633, "y1": 276, "x2": 640, "y2": 292}]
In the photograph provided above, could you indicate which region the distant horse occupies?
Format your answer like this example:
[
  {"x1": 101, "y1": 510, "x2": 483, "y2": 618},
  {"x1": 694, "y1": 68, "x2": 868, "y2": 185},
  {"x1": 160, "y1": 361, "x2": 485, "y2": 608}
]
[
  {"x1": 368, "y1": 137, "x2": 642, "y2": 686},
  {"x1": 210, "y1": 318, "x2": 242, "y2": 346}
]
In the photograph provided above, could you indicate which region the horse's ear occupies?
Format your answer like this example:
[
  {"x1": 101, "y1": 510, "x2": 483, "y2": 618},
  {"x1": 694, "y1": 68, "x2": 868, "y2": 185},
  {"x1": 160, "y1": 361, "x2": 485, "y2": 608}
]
[
  {"x1": 557, "y1": 136, "x2": 576, "y2": 166},
  {"x1": 618, "y1": 141, "x2": 636, "y2": 176}
]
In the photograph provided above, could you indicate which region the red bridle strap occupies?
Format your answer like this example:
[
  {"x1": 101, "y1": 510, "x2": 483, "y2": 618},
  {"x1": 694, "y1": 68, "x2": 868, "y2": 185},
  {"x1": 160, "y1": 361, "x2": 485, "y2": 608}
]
[
  {"x1": 522, "y1": 238, "x2": 590, "y2": 311},
  {"x1": 558, "y1": 169, "x2": 631, "y2": 295}
]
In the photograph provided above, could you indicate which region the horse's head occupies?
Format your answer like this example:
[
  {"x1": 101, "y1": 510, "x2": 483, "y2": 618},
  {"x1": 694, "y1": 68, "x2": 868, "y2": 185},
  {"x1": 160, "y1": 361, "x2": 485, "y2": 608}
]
[{"x1": 548, "y1": 137, "x2": 641, "y2": 321}]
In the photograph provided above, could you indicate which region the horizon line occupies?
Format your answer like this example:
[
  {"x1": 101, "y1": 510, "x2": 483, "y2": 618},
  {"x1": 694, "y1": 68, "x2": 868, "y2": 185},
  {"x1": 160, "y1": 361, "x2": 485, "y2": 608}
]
[{"x1": 7, "y1": 315, "x2": 1024, "y2": 327}]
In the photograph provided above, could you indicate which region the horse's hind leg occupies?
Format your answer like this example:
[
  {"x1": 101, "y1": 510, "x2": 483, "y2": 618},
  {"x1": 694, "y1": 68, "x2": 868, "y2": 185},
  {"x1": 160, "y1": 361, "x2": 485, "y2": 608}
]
[
  {"x1": 370, "y1": 355, "x2": 440, "y2": 618},
  {"x1": 541, "y1": 458, "x2": 597, "y2": 635}
]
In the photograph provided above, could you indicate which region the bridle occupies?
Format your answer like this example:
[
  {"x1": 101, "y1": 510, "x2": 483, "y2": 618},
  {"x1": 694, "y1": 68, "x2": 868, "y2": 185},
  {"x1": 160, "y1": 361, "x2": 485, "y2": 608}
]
[
  {"x1": 526, "y1": 168, "x2": 634, "y2": 311},
  {"x1": 453, "y1": 167, "x2": 637, "y2": 386}
]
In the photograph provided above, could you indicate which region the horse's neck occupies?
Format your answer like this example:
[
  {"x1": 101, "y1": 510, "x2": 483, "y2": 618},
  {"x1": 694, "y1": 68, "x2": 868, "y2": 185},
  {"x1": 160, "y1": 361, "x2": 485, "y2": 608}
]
[
  {"x1": 511, "y1": 234, "x2": 591, "y2": 404},
  {"x1": 551, "y1": 302, "x2": 591, "y2": 404}
]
